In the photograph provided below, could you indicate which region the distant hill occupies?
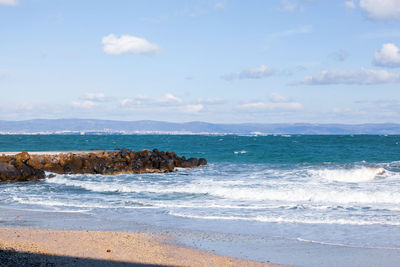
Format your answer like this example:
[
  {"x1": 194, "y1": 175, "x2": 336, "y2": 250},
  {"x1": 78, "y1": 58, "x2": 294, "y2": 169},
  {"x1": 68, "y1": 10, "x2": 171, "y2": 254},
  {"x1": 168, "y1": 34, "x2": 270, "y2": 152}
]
[{"x1": 0, "y1": 119, "x2": 400, "y2": 135}]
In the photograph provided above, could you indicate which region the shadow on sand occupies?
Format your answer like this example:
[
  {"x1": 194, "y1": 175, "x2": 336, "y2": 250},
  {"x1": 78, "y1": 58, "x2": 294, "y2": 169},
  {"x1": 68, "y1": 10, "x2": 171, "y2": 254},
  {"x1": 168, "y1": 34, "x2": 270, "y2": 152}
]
[{"x1": 0, "y1": 249, "x2": 170, "y2": 267}]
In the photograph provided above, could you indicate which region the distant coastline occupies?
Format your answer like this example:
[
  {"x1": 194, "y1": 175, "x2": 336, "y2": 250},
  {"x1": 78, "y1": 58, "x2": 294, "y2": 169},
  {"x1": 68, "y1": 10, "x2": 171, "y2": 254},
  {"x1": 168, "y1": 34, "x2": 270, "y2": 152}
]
[{"x1": 1, "y1": 119, "x2": 400, "y2": 135}]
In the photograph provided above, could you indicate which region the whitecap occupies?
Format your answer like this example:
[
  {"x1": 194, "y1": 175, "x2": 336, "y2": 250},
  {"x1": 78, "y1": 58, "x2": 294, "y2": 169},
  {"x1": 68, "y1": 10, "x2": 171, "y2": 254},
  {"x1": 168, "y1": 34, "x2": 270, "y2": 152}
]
[
  {"x1": 308, "y1": 167, "x2": 387, "y2": 183},
  {"x1": 168, "y1": 212, "x2": 400, "y2": 226}
]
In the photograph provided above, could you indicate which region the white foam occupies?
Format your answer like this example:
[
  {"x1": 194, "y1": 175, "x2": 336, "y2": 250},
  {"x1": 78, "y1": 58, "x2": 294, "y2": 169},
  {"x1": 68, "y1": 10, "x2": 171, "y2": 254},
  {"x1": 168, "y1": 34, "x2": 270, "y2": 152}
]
[
  {"x1": 12, "y1": 196, "x2": 156, "y2": 210},
  {"x1": 45, "y1": 173, "x2": 400, "y2": 205},
  {"x1": 296, "y1": 238, "x2": 400, "y2": 250},
  {"x1": 308, "y1": 167, "x2": 387, "y2": 182},
  {"x1": 233, "y1": 150, "x2": 247, "y2": 154},
  {"x1": 168, "y1": 212, "x2": 400, "y2": 226}
]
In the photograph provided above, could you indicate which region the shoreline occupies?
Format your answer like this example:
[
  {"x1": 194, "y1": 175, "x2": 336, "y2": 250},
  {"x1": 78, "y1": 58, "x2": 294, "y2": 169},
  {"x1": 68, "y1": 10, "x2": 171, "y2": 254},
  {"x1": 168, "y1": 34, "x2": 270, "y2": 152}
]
[
  {"x1": 1, "y1": 207, "x2": 400, "y2": 267},
  {"x1": 0, "y1": 227, "x2": 277, "y2": 266}
]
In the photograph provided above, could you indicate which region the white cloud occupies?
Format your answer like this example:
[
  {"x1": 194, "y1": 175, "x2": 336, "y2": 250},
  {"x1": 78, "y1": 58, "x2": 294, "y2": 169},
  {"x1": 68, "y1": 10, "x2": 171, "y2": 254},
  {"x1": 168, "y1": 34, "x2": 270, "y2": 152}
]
[
  {"x1": 120, "y1": 95, "x2": 151, "y2": 107},
  {"x1": 269, "y1": 93, "x2": 290, "y2": 103},
  {"x1": 237, "y1": 93, "x2": 302, "y2": 112},
  {"x1": 72, "y1": 93, "x2": 110, "y2": 109},
  {"x1": 134, "y1": 94, "x2": 149, "y2": 101},
  {"x1": 277, "y1": 0, "x2": 314, "y2": 12},
  {"x1": 300, "y1": 68, "x2": 400, "y2": 85},
  {"x1": 0, "y1": 0, "x2": 18, "y2": 6},
  {"x1": 182, "y1": 104, "x2": 204, "y2": 113},
  {"x1": 102, "y1": 34, "x2": 161, "y2": 55},
  {"x1": 72, "y1": 101, "x2": 98, "y2": 109},
  {"x1": 374, "y1": 43, "x2": 400, "y2": 68},
  {"x1": 279, "y1": 0, "x2": 298, "y2": 11},
  {"x1": 238, "y1": 101, "x2": 303, "y2": 111},
  {"x1": 214, "y1": 1, "x2": 227, "y2": 10},
  {"x1": 81, "y1": 92, "x2": 107, "y2": 102},
  {"x1": 360, "y1": 29, "x2": 400, "y2": 39},
  {"x1": 240, "y1": 65, "x2": 276, "y2": 79},
  {"x1": 360, "y1": 0, "x2": 400, "y2": 21},
  {"x1": 120, "y1": 93, "x2": 183, "y2": 107},
  {"x1": 156, "y1": 93, "x2": 183, "y2": 104},
  {"x1": 222, "y1": 64, "x2": 276, "y2": 80},
  {"x1": 121, "y1": 98, "x2": 133, "y2": 106},
  {"x1": 118, "y1": 94, "x2": 203, "y2": 114},
  {"x1": 345, "y1": 1, "x2": 356, "y2": 9}
]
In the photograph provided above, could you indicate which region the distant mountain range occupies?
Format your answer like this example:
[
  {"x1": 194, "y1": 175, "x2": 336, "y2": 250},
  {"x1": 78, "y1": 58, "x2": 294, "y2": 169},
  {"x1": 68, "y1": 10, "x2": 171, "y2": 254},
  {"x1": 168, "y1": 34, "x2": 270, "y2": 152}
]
[{"x1": 0, "y1": 119, "x2": 400, "y2": 135}]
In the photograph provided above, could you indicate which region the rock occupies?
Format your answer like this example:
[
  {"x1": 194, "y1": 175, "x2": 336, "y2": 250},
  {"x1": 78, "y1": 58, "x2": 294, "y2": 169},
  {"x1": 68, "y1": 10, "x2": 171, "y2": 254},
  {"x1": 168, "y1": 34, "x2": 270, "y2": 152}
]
[
  {"x1": 160, "y1": 159, "x2": 175, "y2": 172},
  {"x1": 160, "y1": 152, "x2": 169, "y2": 161},
  {"x1": 179, "y1": 161, "x2": 192, "y2": 168},
  {"x1": 93, "y1": 158, "x2": 107, "y2": 174},
  {"x1": 198, "y1": 158, "x2": 207, "y2": 166},
  {"x1": 27, "y1": 155, "x2": 46, "y2": 168},
  {"x1": 0, "y1": 161, "x2": 45, "y2": 182},
  {"x1": 144, "y1": 160, "x2": 153, "y2": 169},
  {"x1": 187, "y1": 158, "x2": 199, "y2": 167},
  {"x1": 166, "y1": 151, "x2": 176, "y2": 158},
  {"x1": 0, "y1": 162, "x2": 19, "y2": 181},
  {"x1": 120, "y1": 148, "x2": 128, "y2": 157},
  {"x1": 47, "y1": 173, "x2": 56, "y2": 178},
  {"x1": 15, "y1": 152, "x2": 30, "y2": 164},
  {"x1": 0, "y1": 148, "x2": 207, "y2": 182}
]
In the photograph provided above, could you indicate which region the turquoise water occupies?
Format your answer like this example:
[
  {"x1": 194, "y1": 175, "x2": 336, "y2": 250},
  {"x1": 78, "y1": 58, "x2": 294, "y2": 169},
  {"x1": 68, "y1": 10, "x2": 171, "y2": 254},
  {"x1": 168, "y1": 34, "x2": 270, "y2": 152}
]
[
  {"x1": 1, "y1": 134, "x2": 399, "y2": 163},
  {"x1": 1, "y1": 135, "x2": 400, "y2": 266}
]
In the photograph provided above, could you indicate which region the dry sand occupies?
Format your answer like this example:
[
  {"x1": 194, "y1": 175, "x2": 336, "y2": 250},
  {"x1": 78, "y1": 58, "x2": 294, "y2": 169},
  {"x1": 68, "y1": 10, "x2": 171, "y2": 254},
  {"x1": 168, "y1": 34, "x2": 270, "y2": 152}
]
[{"x1": 0, "y1": 227, "x2": 280, "y2": 266}]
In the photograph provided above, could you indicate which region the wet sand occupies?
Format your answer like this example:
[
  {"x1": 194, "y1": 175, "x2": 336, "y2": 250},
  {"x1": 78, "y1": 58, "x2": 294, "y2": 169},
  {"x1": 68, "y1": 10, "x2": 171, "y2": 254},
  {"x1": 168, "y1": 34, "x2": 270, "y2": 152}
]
[{"x1": 0, "y1": 227, "x2": 278, "y2": 266}]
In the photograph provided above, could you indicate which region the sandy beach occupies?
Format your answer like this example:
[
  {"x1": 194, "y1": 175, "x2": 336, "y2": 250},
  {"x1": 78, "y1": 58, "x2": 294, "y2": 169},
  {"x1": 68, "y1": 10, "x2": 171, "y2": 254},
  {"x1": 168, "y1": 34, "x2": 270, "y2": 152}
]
[{"x1": 0, "y1": 227, "x2": 278, "y2": 266}]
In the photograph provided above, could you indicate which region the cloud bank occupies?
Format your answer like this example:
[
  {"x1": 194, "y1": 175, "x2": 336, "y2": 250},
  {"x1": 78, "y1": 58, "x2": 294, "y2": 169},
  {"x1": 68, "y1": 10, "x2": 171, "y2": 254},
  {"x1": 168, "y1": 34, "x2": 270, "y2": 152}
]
[
  {"x1": 374, "y1": 43, "x2": 400, "y2": 68},
  {"x1": 120, "y1": 93, "x2": 203, "y2": 114},
  {"x1": 360, "y1": 0, "x2": 400, "y2": 21},
  {"x1": 345, "y1": 1, "x2": 356, "y2": 9},
  {"x1": 300, "y1": 68, "x2": 400, "y2": 85},
  {"x1": 0, "y1": 0, "x2": 17, "y2": 6},
  {"x1": 237, "y1": 93, "x2": 303, "y2": 111},
  {"x1": 102, "y1": 34, "x2": 161, "y2": 55},
  {"x1": 222, "y1": 65, "x2": 276, "y2": 80}
]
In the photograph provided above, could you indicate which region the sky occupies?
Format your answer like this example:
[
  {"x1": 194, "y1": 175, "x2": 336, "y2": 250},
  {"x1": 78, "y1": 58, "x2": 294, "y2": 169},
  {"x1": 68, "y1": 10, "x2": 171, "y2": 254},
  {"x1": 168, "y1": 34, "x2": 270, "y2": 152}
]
[{"x1": 1, "y1": 0, "x2": 400, "y2": 123}]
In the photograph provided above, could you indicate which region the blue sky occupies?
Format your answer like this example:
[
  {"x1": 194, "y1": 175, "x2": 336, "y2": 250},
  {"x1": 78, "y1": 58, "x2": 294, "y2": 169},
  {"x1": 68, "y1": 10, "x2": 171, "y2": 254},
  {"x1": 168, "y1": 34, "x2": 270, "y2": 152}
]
[{"x1": 1, "y1": 0, "x2": 400, "y2": 123}]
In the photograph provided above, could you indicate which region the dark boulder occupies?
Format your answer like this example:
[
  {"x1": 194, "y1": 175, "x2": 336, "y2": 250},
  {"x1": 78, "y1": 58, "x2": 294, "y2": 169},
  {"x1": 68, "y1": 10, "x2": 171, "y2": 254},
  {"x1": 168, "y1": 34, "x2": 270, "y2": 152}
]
[
  {"x1": 198, "y1": 158, "x2": 207, "y2": 166},
  {"x1": 15, "y1": 151, "x2": 30, "y2": 164},
  {"x1": 0, "y1": 162, "x2": 20, "y2": 181},
  {"x1": 0, "y1": 161, "x2": 45, "y2": 182},
  {"x1": 0, "y1": 148, "x2": 207, "y2": 182},
  {"x1": 187, "y1": 158, "x2": 199, "y2": 167}
]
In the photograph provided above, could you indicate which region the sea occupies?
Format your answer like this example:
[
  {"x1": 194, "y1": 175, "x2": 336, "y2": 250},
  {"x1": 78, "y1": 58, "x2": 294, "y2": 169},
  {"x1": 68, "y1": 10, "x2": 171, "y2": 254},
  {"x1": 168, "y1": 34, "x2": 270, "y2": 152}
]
[{"x1": 1, "y1": 134, "x2": 400, "y2": 266}]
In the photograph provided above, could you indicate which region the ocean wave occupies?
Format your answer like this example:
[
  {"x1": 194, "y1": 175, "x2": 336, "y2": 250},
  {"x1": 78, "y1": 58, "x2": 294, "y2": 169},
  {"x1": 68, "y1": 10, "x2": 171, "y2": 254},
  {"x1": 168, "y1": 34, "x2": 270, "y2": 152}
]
[
  {"x1": 11, "y1": 196, "x2": 156, "y2": 210},
  {"x1": 168, "y1": 212, "x2": 400, "y2": 226},
  {"x1": 308, "y1": 167, "x2": 387, "y2": 183},
  {"x1": 47, "y1": 171, "x2": 400, "y2": 204},
  {"x1": 296, "y1": 238, "x2": 400, "y2": 250},
  {"x1": 44, "y1": 173, "x2": 400, "y2": 205}
]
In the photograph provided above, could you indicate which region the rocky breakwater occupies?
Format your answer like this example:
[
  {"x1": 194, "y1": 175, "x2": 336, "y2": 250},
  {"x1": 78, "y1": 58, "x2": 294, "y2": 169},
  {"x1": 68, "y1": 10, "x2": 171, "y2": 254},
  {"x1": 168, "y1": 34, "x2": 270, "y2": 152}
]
[{"x1": 0, "y1": 149, "x2": 207, "y2": 182}]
